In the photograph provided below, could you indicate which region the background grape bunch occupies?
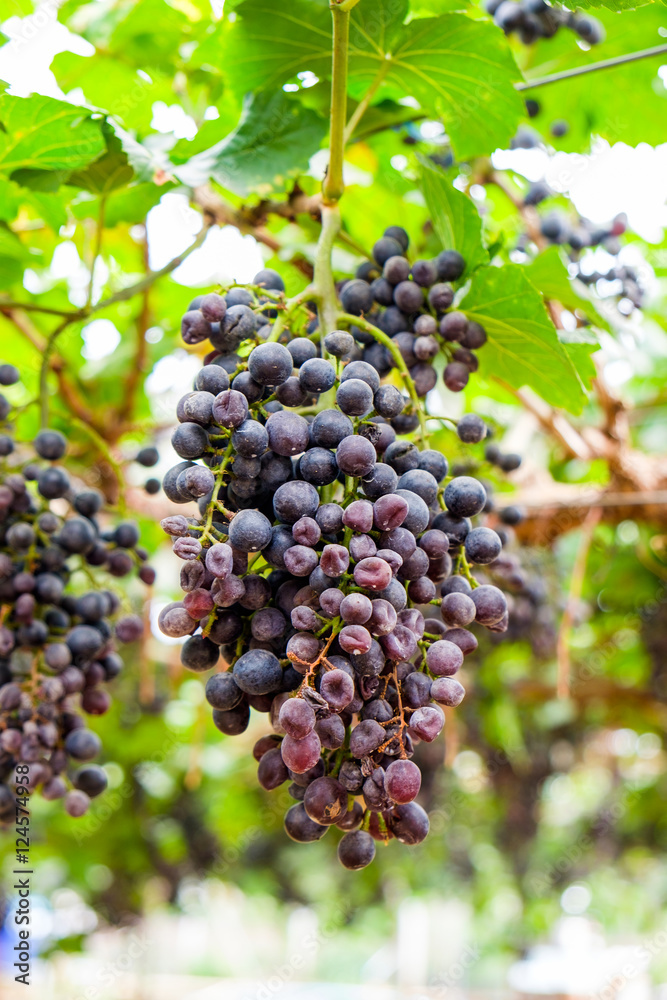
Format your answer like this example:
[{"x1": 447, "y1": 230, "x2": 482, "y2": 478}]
[
  {"x1": 159, "y1": 237, "x2": 518, "y2": 870},
  {"x1": 487, "y1": 0, "x2": 604, "y2": 46},
  {"x1": 0, "y1": 366, "x2": 152, "y2": 820}
]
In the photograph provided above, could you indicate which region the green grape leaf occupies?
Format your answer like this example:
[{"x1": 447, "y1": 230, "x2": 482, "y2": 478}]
[
  {"x1": 460, "y1": 263, "x2": 588, "y2": 413},
  {"x1": 0, "y1": 93, "x2": 105, "y2": 177},
  {"x1": 8, "y1": 169, "x2": 69, "y2": 192},
  {"x1": 175, "y1": 90, "x2": 327, "y2": 197},
  {"x1": 418, "y1": 155, "x2": 488, "y2": 278},
  {"x1": 525, "y1": 246, "x2": 610, "y2": 333},
  {"x1": 221, "y1": 0, "x2": 524, "y2": 158}
]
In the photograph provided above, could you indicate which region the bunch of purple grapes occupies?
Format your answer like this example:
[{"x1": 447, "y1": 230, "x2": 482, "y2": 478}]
[
  {"x1": 159, "y1": 300, "x2": 512, "y2": 867},
  {"x1": 486, "y1": 0, "x2": 603, "y2": 46},
  {"x1": 338, "y1": 227, "x2": 488, "y2": 397},
  {"x1": 0, "y1": 366, "x2": 152, "y2": 820},
  {"x1": 178, "y1": 228, "x2": 488, "y2": 405}
]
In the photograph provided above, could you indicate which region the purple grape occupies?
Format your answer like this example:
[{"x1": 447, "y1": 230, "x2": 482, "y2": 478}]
[
  {"x1": 284, "y1": 545, "x2": 319, "y2": 577},
  {"x1": 281, "y1": 731, "x2": 322, "y2": 773},
  {"x1": 274, "y1": 481, "x2": 320, "y2": 524},
  {"x1": 304, "y1": 776, "x2": 347, "y2": 825},
  {"x1": 409, "y1": 705, "x2": 444, "y2": 742},
  {"x1": 443, "y1": 627, "x2": 478, "y2": 656},
  {"x1": 340, "y1": 593, "x2": 373, "y2": 624},
  {"x1": 342, "y1": 500, "x2": 374, "y2": 533},
  {"x1": 441, "y1": 591, "x2": 476, "y2": 627},
  {"x1": 320, "y1": 544, "x2": 350, "y2": 577},
  {"x1": 335, "y1": 435, "x2": 376, "y2": 477},
  {"x1": 349, "y1": 534, "x2": 377, "y2": 562},
  {"x1": 380, "y1": 624, "x2": 417, "y2": 662},
  {"x1": 367, "y1": 599, "x2": 397, "y2": 636},
  {"x1": 205, "y1": 542, "x2": 234, "y2": 578},
  {"x1": 320, "y1": 669, "x2": 355, "y2": 711},
  {"x1": 402, "y1": 671, "x2": 432, "y2": 708},
  {"x1": 316, "y1": 713, "x2": 345, "y2": 749},
  {"x1": 465, "y1": 526, "x2": 502, "y2": 564},
  {"x1": 286, "y1": 632, "x2": 321, "y2": 669},
  {"x1": 258, "y1": 747, "x2": 289, "y2": 790},
  {"x1": 212, "y1": 389, "x2": 249, "y2": 428},
  {"x1": 338, "y1": 830, "x2": 376, "y2": 869},
  {"x1": 426, "y1": 639, "x2": 464, "y2": 677},
  {"x1": 339, "y1": 625, "x2": 372, "y2": 655},
  {"x1": 292, "y1": 517, "x2": 321, "y2": 546},
  {"x1": 388, "y1": 801, "x2": 430, "y2": 844},
  {"x1": 431, "y1": 676, "x2": 465, "y2": 706},
  {"x1": 320, "y1": 589, "x2": 344, "y2": 616},
  {"x1": 284, "y1": 803, "x2": 329, "y2": 842},
  {"x1": 291, "y1": 606, "x2": 319, "y2": 631},
  {"x1": 266, "y1": 411, "x2": 310, "y2": 456},
  {"x1": 471, "y1": 584, "x2": 507, "y2": 625},
  {"x1": 353, "y1": 557, "x2": 393, "y2": 591},
  {"x1": 279, "y1": 698, "x2": 316, "y2": 739},
  {"x1": 385, "y1": 759, "x2": 421, "y2": 804},
  {"x1": 350, "y1": 719, "x2": 385, "y2": 756},
  {"x1": 373, "y1": 494, "x2": 408, "y2": 531}
]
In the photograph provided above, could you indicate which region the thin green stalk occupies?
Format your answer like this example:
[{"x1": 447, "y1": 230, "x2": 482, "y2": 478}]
[
  {"x1": 39, "y1": 318, "x2": 74, "y2": 429},
  {"x1": 343, "y1": 63, "x2": 390, "y2": 144},
  {"x1": 337, "y1": 311, "x2": 427, "y2": 441},
  {"x1": 517, "y1": 43, "x2": 667, "y2": 92},
  {"x1": 322, "y1": 5, "x2": 350, "y2": 206},
  {"x1": 266, "y1": 286, "x2": 319, "y2": 343},
  {"x1": 314, "y1": 205, "x2": 342, "y2": 343},
  {"x1": 87, "y1": 195, "x2": 107, "y2": 310}
]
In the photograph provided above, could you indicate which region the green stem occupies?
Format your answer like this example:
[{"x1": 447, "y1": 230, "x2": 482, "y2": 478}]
[
  {"x1": 456, "y1": 551, "x2": 477, "y2": 587},
  {"x1": 39, "y1": 318, "x2": 74, "y2": 429},
  {"x1": 87, "y1": 195, "x2": 107, "y2": 310},
  {"x1": 267, "y1": 286, "x2": 318, "y2": 343},
  {"x1": 337, "y1": 311, "x2": 427, "y2": 441},
  {"x1": 322, "y1": 6, "x2": 350, "y2": 206},
  {"x1": 314, "y1": 205, "x2": 342, "y2": 343},
  {"x1": 517, "y1": 43, "x2": 667, "y2": 92},
  {"x1": 343, "y1": 63, "x2": 390, "y2": 145}
]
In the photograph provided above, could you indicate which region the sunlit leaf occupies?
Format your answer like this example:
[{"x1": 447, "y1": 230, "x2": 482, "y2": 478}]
[{"x1": 461, "y1": 263, "x2": 588, "y2": 413}]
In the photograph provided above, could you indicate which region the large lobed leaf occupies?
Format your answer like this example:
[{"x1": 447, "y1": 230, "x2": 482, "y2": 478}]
[
  {"x1": 460, "y1": 263, "x2": 588, "y2": 413},
  {"x1": 175, "y1": 90, "x2": 327, "y2": 197},
  {"x1": 220, "y1": 0, "x2": 524, "y2": 159},
  {"x1": 418, "y1": 155, "x2": 488, "y2": 278},
  {"x1": 0, "y1": 93, "x2": 105, "y2": 177}
]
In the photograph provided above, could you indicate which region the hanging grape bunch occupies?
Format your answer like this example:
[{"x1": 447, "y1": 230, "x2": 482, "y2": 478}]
[
  {"x1": 0, "y1": 367, "x2": 152, "y2": 821},
  {"x1": 486, "y1": 0, "x2": 603, "y2": 46},
  {"x1": 160, "y1": 235, "x2": 514, "y2": 870},
  {"x1": 338, "y1": 226, "x2": 488, "y2": 398},
  {"x1": 516, "y1": 197, "x2": 641, "y2": 314}
]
